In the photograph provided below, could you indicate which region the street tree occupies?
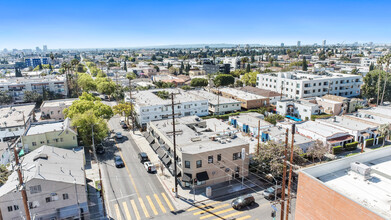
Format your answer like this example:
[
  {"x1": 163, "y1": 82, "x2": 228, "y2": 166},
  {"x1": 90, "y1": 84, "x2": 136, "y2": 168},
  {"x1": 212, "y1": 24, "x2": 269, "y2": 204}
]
[
  {"x1": 71, "y1": 110, "x2": 109, "y2": 146},
  {"x1": 241, "y1": 71, "x2": 258, "y2": 86},
  {"x1": 214, "y1": 74, "x2": 235, "y2": 87},
  {"x1": 190, "y1": 78, "x2": 208, "y2": 87},
  {"x1": 378, "y1": 123, "x2": 391, "y2": 146},
  {"x1": 96, "y1": 80, "x2": 116, "y2": 100},
  {"x1": 64, "y1": 92, "x2": 113, "y2": 119},
  {"x1": 77, "y1": 73, "x2": 96, "y2": 92},
  {"x1": 306, "y1": 140, "x2": 329, "y2": 162},
  {"x1": 113, "y1": 102, "x2": 134, "y2": 124}
]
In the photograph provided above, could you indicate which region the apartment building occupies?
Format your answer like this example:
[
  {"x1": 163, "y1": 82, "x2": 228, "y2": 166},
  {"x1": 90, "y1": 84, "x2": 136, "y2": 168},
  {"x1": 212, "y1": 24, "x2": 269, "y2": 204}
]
[
  {"x1": 40, "y1": 98, "x2": 77, "y2": 120},
  {"x1": 128, "y1": 88, "x2": 209, "y2": 128},
  {"x1": 0, "y1": 104, "x2": 35, "y2": 142},
  {"x1": 238, "y1": 86, "x2": 282, "y2": 105},
  {"x1": 315, "y1": 95, "x2": 366, "y2": 115},
  {"x1": 276, "y1": 99, "x2": 321, "y2": 121},
  {"x1": 212, "y1": 88, "x2": 269, "y2": 109},
  {"x1": 187, "y1": 89, "x2": 241, "y2": 115},
  {"x1": 147, "y1": 116, "x2": 249, "y2": 187},
  {"x1": 257, "y1": 71, "x2": 363, "y2": 99},
  {"x1": 22, "y1": 118, "x2": 78, "y2": 152},
  {"x1": 25, "y1": 57, "x2": 49, "y2": 68},
  {"x1": 0, "y1": 75, "x2": 67, "y2": 103},
  {"x1": 296, "y1": 146, "x2": 391, "y2": 220},
  {"x1": 229, "y1": 113, "x2": 273, "y2": 136},
  {"x1": 0, "y1": 146, "x2": 88, "y2": 220}
]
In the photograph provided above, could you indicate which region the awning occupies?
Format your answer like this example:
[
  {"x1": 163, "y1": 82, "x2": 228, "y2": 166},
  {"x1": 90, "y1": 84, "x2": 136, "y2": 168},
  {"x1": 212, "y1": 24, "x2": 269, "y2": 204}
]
[
  {"x1": 143, "y1": 132, "x2": 149, "y2": 138},
  {"x1": 157, "y1": 147, "x2": 166, "y2": 159},
  {"x1": 182, "y1": 173, "x2": 192, "y2": 182},
  {"x1": 162, "y1": 155, "x2": 172, "y2": 166},
  {"x1": 196, "y1": 171, "x2": 209, "y2": 181},
  {"x1": 147, "y1": 135, "x2": 155, "y2": 144},
  {"x1": 151, "y1": 142, "x2": 160, "y2": 151},
  {"x1": 169, "y1": 164, "x2": 181, "y2": 175}
]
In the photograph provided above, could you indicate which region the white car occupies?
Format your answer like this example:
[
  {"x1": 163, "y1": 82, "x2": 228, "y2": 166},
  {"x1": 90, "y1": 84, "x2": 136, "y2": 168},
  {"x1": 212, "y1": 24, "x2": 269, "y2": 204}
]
[
  {"x1": 144, "y1": 161, "x2": 156, "y2": 173},
  {"x1": 115, "y1": 132, "x2": 123, "y2": 139}
]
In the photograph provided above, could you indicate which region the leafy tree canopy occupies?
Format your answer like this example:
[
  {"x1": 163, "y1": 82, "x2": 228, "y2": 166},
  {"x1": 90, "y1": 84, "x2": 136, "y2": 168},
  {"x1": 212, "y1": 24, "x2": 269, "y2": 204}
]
[
  {"x1": 64, "y1": 92, "x2": 113, "y2": 119},
  {"x1": 190, "y1": 78, "x2": 208, "y2": 87}
]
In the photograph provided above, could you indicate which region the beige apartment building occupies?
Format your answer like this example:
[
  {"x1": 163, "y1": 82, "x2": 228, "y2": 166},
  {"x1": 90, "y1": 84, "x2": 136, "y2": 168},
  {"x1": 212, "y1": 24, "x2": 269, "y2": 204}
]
[
  {"x1": 22, "y1": 118, "x2": 78, "y2": 152},
  {"x1": 146, "y1": 116, "x2": 249, "y2": 188},
  {"x1": 40, "y1": 98, "x2": 77, "y2": 120}
]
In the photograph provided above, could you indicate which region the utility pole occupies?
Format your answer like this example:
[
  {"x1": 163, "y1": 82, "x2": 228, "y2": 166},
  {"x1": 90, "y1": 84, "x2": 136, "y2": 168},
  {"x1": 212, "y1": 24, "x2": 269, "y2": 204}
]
[
  {"x1": 285, "y1": 124, "x2": 296, "y2": 220},
  {"x1": 256, "y1": 120, "x2": 260, "y2": 155},
  {"x1": 280, "y1": 128, "x2": 289, "y2": 220},
  {"x1": 216, "y1": 87, "x2": 220, "y2": 116},
  {"x1": 171, "y1": 92, "x2": 178, "y2": 198},
  {"x1": 13, "y1": 147, "x2": 31, "y2": 220}
]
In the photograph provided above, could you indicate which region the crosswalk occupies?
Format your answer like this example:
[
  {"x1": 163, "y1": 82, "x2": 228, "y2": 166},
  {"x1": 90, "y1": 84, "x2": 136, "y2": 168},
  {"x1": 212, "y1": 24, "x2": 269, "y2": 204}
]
[
  {"x1": 111, "y1": 192, "x2": 174, "y2": 219},
  {"x1": 186, "y1": 200, "x2": 252, "y2": 220}
]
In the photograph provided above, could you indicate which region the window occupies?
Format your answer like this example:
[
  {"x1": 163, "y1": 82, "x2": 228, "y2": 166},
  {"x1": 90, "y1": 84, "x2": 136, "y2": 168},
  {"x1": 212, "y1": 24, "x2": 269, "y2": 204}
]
[
  {"x1": 13, "y1": 205, "x2": 19, "y2": 211},
  {"x1": 185, "y1": 161, "x2": 190, "y2": 169},
  {"x1": 32, "y1": 142, "x2": 37, "y2": 146},
  {"x1": 40, "y1": 141, "x2": 45, "y2": 144},
  {"x1": 208, "y1": 156, "x2": 213, "y2": 164},
  {"x1": 47, "y1": 140, "x2": 50, "y2": 144},
  {"x1": 29, "y1": 201, "x2": 39, "y2": 209},
  {"x1": 217, "y1": 154, "x2": 221, "y2": 161},
  {"x1": 50, "y1": 111, "x2": 54, "y2": 115},
  {"x1": 233, "y1": 152, "x2": 241, "y2": 160},
  {"x1": 196, "y1": 160, "x2": 202, "y2": 168},
  {"x1": 30, "y1": 185, "x2": 42, "y2": 194},
  {"x1": 46, "y1": 197, "x2": 51, "y2": 203},
  {"x1": 60, "y1": 138, "x2": 63, "y2": 142},
  {"x1": 73, "y1": 136, "x2": 76, "y2": 140},
  {"x1": 7, "y1": 206, "x2": 13, "y2": 212},
  {"x1": 55, "y1": 138, "x2": 59, "y2": 142},
  {"x1": 66, "y1": 131, "x2": 68, "y2": 134},
  {"x1": 63, "y1": 193, "x2": 69, "y2": 200}
]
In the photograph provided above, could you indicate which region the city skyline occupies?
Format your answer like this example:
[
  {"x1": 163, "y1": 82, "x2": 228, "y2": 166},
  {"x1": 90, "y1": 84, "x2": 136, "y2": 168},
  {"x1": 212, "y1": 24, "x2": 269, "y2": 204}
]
[{"x1": 1, "y1": 0, "x2": 391, "y2": 49}]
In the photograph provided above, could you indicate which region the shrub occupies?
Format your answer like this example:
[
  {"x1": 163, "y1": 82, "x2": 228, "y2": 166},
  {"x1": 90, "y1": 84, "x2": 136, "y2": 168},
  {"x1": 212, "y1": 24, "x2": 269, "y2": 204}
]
[
  {"x1": 332, "y1": 145, "x2": 343, "y2": 155},
  {"x1": 365, "y1": 138, "x2": 374, "y2": 147},
  {"x1": 344, "y1": 141, "x2": 358, "y2": 151},
  {"x1": 311, "y1": 114, "x2": 333, "y2": 121},
  {"x1": 377, "y1": 136, "x2": 384, "y2": 145}
]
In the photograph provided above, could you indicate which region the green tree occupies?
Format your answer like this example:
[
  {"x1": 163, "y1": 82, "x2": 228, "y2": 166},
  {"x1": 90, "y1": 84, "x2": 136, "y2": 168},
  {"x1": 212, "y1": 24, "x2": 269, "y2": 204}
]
[
  {"x1": 302, "y1": 57, "x2": 308, "y2": 71},
  {"x1": 0, "y1": 91, "x2": 13, "y2": 105},
  {"x1": 362, "y1": 70, "x2": 391, "y2": 102},
  {"x1": 78, "y1": 73, "x2": 96, "y2": 92},
  {"x1": 306, "y1": 140, "x2": 329, "y2": 162},
  {"x1": 96, "y1": 80, "x2": 116, "y2": 100},
  {"x1": 378, "y1": 54, "x2": 391, "y2": 105},
  {"x1": 71, "y1": 110, "x2": 109, "y2": 146},
  {"x1": 123, "y1": 61, "x2": 127, "y2": 72},
  {"x1": 246, "y1": 63, "x2": 251, "y2": 73},
  {"x1": 64, "y1": 92, "x2": 113, "y2": 119},
  {"x1": 190, "y1": 78, "x2": 208, "y2": 87},
  {"x1": 378, "y1": 124, "x2": 391, "y2": 146},
  {"x1": 214, "y1": 74, "x2": 235, "y2": 87},
  {"x1": 113, "y1": 102, "x2": 134, "y2": 124},
  {"x1": 23, "y1": 91, "x2": 42, "y2": 104},
  {"x1": 241, "y1": 71, "x2": 258, "y2": 86},
  {"x1": 151, "y1": 55, "x2": 157, "y2": 61},
  {"x1": 369, "y1": 62, "x2": 375, "y2": 71},
  {"x1": 0, "y1": 165, "x2": 10, "y2": 185}
]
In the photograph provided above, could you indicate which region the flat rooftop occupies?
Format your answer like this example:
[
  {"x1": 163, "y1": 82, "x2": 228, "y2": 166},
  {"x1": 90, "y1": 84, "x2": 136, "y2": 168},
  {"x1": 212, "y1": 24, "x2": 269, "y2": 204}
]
[
  {"x1": 0, "y1": 104, "x2": 35, "y2": 128},
  {"x1": 238, "y1": 86, "x2": 281, "y2": 98},
  {"x1": 303, "y1": 146, "x2": 391, "y2": 219},
  {"x1": 187, "y1": 89, "x2": 241, "y2": 105},
  {"x1": 219, "y1": 88, "x2": 266, "y2": 100},
  {"x1": 41, "y1": 98, "x2": 77, "y2": 108},
  {"x1": 0, "y1": 75, "x2": 66, "y2": 85},
  {"x1": 358, "y1": 106, "x2": 391, "y2": 120},
  {"x1": 25, "y1": 119, "x2": 73, "y2": 136},
  {"x1": 296, "y1": 121, "x2": 347, "y2": 138},
  {"x1": 230, "y1": 112, "x2": 272, "y2": 128},
  {"x1": 150, "y1": 116, "x2": 247, "y2": 154},
  {"x1": 132, "y1": 88, "x2": 208, "y2": 107},
  {"x1": 263, "y1": 71, "x2": 362, "y2": 80},
  {"x1": 317, "y1": 116, "x2": 377, "y2": 131}
]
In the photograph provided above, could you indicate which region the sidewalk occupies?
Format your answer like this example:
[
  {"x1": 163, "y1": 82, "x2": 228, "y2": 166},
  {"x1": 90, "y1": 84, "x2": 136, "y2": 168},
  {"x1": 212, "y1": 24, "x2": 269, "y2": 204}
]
[
  {"x1": 129, "y1": 130, "x2": 266, "y2": 211},
  {"x1": 84, "y1": 149, "x2": 106, "y2": 220}
]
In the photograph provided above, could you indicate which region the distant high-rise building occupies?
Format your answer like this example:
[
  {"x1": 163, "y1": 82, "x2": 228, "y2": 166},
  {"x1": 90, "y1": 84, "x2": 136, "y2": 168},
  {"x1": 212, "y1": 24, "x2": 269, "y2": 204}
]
[
  {"x1": 43, "y1": 45, "x2": 48, "y2": 52},
  {"x1": 35, "y1": 46, "x2": 41, "y2": 52},
  {"x1": 322, "y1": 40, "x2": 326, "y2": 47},
  {"x1": 281, "y1": 43, "x2": 284, "y2": 47},
  {"x1": 297, "y1": 41, "x2": 301, "y2": 47}
]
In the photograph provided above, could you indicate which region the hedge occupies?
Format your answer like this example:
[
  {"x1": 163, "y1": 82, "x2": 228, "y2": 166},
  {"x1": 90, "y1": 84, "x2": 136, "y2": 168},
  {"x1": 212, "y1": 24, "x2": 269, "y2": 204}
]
[
  {"x1": 378, "y1": 136, "x2": 384, "y2": 145},
  {"x1": 311, "y1": 114, "x2": 333, "y2": 121},
  {"x1": 347, "y1": 152, "x2": 360, "y2": 157},
  {"x1": 332, "y1": 145, "x2": 343, "y2": 155},
  {"x1": 365, "y1": 138, "x2": 374, "y2": 147},
  {"x1": 345, "y1": 141, "x2": 358, "y2": 151}
]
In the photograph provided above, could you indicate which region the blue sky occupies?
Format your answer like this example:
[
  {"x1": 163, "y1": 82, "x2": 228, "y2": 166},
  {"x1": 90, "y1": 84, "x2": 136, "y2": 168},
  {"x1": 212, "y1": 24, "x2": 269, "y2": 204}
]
[{"x1": 0, "y1": 0, "x2": 390, "y2": 49}]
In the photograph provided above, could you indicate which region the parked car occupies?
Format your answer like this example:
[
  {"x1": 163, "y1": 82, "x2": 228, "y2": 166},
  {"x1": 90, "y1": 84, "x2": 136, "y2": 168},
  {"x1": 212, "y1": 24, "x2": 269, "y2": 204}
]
[
  {"x1": 96, "y1": 145, "x2": 105, "y2": 154},
  {"x1": 116, "y1": 132, "x2": 123, "y2": 139},
  {"x1": 263, "y1": 186, "x2": 282, "y2": 200},
  {"x1": 138, "y1": 152, "x2": 149, "y2": 163},
  {"x1": 144, "y1": 161, "x2": 156, "y2": 173},
  {"x1": 231, "y1": 194, "x2": 255, "y2": 210},
  {"x1": 122, "y1": 123, "x2": 128, "y2": 129},
  {"x1": 114, "y1": 156, "x2": 124, "y2": 168},
  {"x1": 120, "y1": 119, "x2": 125, "y2": 125}
]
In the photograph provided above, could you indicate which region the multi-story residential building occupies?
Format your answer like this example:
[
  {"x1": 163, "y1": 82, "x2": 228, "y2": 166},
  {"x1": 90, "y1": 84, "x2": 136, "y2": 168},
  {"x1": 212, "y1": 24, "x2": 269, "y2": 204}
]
[
  {"x1": 238, "y1": 86, "x2": 282, "y2": 105},
  {"x1": 25, "y1": 57, "x2": 49, "y2": 68},
  {"x1": 229, "y1": 113, "x2": 273, "y2": 137},
  {"x1": 212, "y1": 88, "x2": 269, "y2": 109},
  {"x1": 315, "y1": 94, "x2": 366, "y2": 115},
  {"x1": 127, "y1": 88, "x2": 209, "y2": 128},
  {"x1": 187, "y1": 89, "x2": 241, "y2": 115},
  {"x1": 295, "y1": 146, "x2": 391, "y2": 220},
  {"x1": 0, "y1": 75, "x2": 67, "y2": 103},
  {"x1": 276, "y1": 99, "x2": 321, "y2": 121},
  {"x1": 146, "y1": 116, "x2": 249, "y2": 187},
  {"x1": 202, "y1": 63, "x2": 230, "y2": 74},
  {"x1": 257, "y1": 71, "x2": 363, "y2": 99},
  {"x1": 0, "y1": 146, "x2": 89, "y2": 220},
  {"x1": 40, "y1": 98, "x2": 77, "y2": 120},
  {"x1": 22, "y1": 118, "x2": 78, "y2": 152},
  {"x1": 0, "y1": 104, "x2": 35, "y2": 142}
]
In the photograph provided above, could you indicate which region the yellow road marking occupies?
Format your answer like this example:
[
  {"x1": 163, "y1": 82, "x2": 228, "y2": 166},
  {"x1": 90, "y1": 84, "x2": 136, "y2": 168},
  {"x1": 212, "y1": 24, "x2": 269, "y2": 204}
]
[
  {"x1": 187, "y1": 201, "x2": 221, "y2": 212},
  {"x1": 161, "y1": 192, "x2": 175, "y2": 211},
  {"x1": 138, "y1": 197, "x2": 150, "y2": 218},
  {"x1": 154, "y1": 194, "x2": 167, "y2": 213},
  {"x1": 146, "y1": 195, "x2": 158, "y2": 215},
  {"x1": 193, "y1": 204, "x2": 229, "y2": 215},
  {"x1": 114, "y1": 203, "x2": 122, "y2": 220},
  {"x1": 237, "y1": 215, "x2": 252, "y2": 220},
  {"x1": 199, "y1": 208, "x2": 234, "y2": 219},
  {"x1": 122, "y1": 201, "x2": 132, "y2": 220},
  {"x1": 212, "y1": 211, "x2": 243, "y2": 220},
  {"x1": 130, "y1": 199, "x2": 141, "y2": 220}
]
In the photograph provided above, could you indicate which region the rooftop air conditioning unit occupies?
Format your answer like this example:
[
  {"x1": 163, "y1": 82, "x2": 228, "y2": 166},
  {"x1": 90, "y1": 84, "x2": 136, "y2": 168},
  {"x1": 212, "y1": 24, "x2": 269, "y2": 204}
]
[{"x1": 350, "y1": 162, "x2": 371, "y2": 180}]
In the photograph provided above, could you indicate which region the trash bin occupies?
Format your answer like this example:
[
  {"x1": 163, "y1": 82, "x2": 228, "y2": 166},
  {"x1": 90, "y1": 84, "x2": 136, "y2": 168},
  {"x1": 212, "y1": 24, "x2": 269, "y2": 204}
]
[{"x1": 206, "y1": 186, "x2": 212, "y2": 197}]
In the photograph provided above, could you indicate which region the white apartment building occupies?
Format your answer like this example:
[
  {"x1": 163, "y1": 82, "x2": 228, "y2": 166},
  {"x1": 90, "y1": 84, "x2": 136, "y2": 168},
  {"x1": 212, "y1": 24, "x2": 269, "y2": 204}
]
[
  {"x1": 0, "y1": 75, "x2": 67, "y2": 103},
  {"x1": 276, "y1": 99, "x2": 321, "y2": 121},
  {"x1": 257, "y1": 71, "x2": 363, "y2": 99},
  {"x1": 0, "y1": 146, "x2": 88, "y2": 220},
  {"x1": 0, "y1": 104, "x2": 35, "y2": 142},
  {"x1": 187, "y1": 89, "x2": 241, "y2": 115},
  {"x1": 40, "y1": 98, "x2": 77, "y2": 120},
  {"x1": 127, "y1": 89, "x2": 209, "y2": 128}
]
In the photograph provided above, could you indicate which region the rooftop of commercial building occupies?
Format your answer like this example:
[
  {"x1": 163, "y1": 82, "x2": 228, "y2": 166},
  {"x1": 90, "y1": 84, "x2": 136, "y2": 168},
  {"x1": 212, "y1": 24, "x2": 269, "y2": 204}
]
[
  {"x1": 317, "y1": 116, "x2": 377, "y2": 131},
  {"x1": 0, "y1": 104, "x2": 35, "y2": 128},
  {"x1": 358, "y1": 106, "x2": 391, "y2": 120},
  {"x1": 278, "y1": 99, "x2": 318, "y2": 107},
  {"x1": 296, "y1": 121, "x2": 347, "y2": 138},
  {"x1": 131, "y1": 88, "x2": 208, "y2": 107},
  {"x1": 0, "y1": 145, "x2": 85, "y2": 197},
  {"x1": 238, "y1": 86, "x2": 281, "y2": 98},
  {"x1": 25, "y1": 118, "x2": 75, "y2": 136},
  {"x1": 302, "y1": 146, "x2": 391, "y2": 219},
  {"x1": 187, "y1": 89, "x2": 241, "y2": 105},
  {"x1": 150, "y1": 116, "x2": 248, "y2": 154},
  {"x1": 230, "y1": 112, "x2": 272, "y2": 128},
  {"x1": 0, "y1": 75, "x2": 66, "y2": 85},
  {"x1": 41, "y1": 98, "x2": 77, "y2": 108},
  {"x1": 218, "y1": 87, "x2": 266, "y2": 100},
  {"x1": 266, "y1": 126, "x2": 315, "y2": 146},
  {"x1": 321, "y1": 94, "x2": 349, "y2": 103},
  {"x1": 259, "y1": 71, "x2": 362, "y2": 81}
]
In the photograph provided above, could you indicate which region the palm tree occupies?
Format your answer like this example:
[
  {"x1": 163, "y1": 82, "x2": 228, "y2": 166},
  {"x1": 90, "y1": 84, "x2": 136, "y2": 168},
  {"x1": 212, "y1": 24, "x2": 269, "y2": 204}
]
[
  {"x1": 378, "y1": 124, "x2": 391, "y2": 146},
  {"x1": 61, "y1": 62, "x2": 71, "y2": 97},
  {"x1": 127, "y1": 73, "x2": 137, "y2": 133},
  {"x1": 379, "y1": 54, "x2": 391, "y2": 105}
]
